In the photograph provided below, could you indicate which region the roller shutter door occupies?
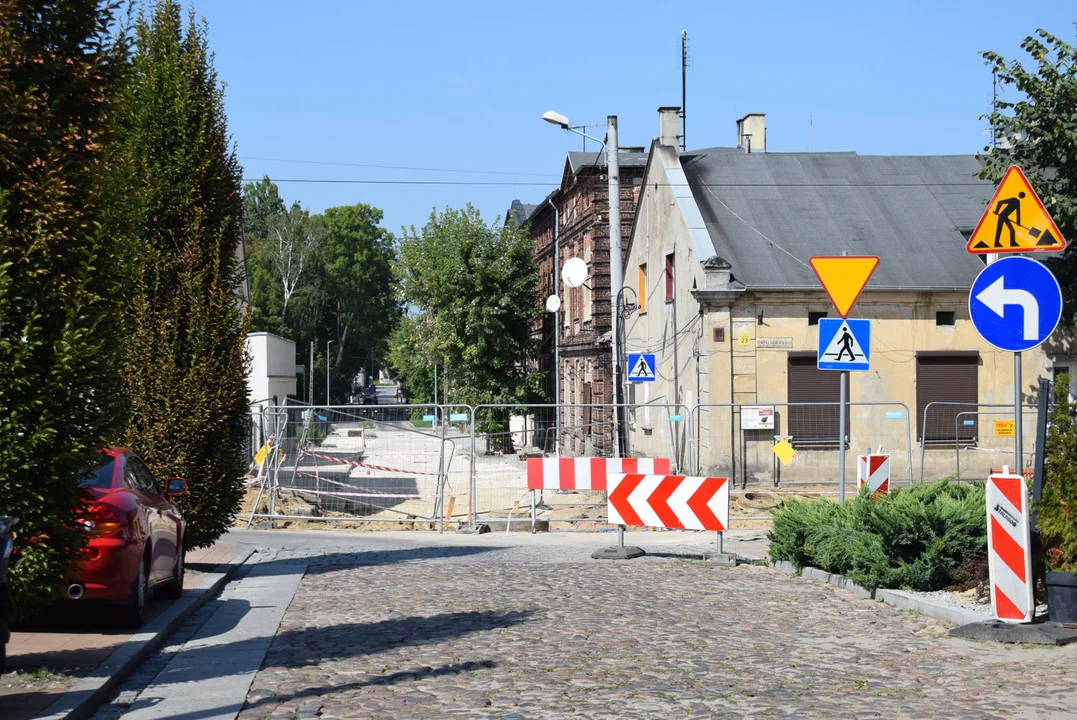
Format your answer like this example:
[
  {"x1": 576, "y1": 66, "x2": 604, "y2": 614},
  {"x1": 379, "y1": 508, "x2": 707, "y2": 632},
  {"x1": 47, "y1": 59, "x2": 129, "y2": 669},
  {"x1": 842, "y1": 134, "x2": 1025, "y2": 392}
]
[
  {"x1": 787, "y1": 356, "x2": 848, "y2": 448},
  {"x1": 916, "y1": 355, "x2": 978, "y2": 444}
]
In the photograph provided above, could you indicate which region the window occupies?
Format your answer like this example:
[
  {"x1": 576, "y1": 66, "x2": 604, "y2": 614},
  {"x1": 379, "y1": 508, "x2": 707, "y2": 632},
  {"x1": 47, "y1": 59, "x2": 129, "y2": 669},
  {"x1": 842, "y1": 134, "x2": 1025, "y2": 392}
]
[
  {"x1": 714, "y1": 327, "x2": 725, "y2": 342},
  {"x1": 936, "y1": 311, "x2": 955, "y2": 326},
  {"x1": 787, "y1": 355, "x2": 848, "y2": 447},
  {"x1": 916, "y1": 354, "x2": 978, "y2": 443},
  {"x1": 127, "y1": 456, "x2": 162, "y2": 496},
  {"x1": 581, "y1": 383, "x2": 592, "y2": 436},
  {"x1": 808, "y1": 311, "x2": 827, "y2": 326},
  {"x1": 665, "y1": 253, "x2": 675, "y2": 302},
  {"x1": 638, "y1": 264, "x2": 647, "y2": 314}
]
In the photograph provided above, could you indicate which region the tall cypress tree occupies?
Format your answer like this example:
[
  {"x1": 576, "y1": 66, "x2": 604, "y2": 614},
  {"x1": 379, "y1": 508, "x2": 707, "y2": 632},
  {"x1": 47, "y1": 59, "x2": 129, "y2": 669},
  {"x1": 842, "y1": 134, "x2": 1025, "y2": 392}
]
[
  {"x1": 0, "y1": 1, "x2": 130, "y2": 612},
  {"x1": 121, "y1": 0, "x2": 249, "y2": 548}
]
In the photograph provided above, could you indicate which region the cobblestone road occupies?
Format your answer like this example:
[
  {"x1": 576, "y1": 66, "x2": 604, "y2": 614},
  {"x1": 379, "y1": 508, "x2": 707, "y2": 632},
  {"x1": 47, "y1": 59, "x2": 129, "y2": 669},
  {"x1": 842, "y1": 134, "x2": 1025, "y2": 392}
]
[{"x1": 230, "y1": 531, "x2": 1076, "y2": 720}]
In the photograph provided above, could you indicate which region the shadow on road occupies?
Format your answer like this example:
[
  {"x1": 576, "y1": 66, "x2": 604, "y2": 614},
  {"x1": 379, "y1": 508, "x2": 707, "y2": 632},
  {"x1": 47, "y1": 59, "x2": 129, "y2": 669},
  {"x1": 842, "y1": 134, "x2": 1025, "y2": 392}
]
[
  {"x1": 120, "y1": 609, "x2": 528, "y2": 720},
  {"x1": 250, "y1": 543, "x2": 505, "y2": 576}
]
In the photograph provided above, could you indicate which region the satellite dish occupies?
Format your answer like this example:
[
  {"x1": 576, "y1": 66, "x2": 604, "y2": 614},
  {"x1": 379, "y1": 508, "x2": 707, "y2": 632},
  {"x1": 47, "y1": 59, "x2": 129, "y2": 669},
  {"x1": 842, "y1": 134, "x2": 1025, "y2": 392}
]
[
  {"x1": 562, "y1": 257, "x2": 588, "y2": 289},
  {"x1": 545, "y1": 295, "x2": 561, "y2": 313}
]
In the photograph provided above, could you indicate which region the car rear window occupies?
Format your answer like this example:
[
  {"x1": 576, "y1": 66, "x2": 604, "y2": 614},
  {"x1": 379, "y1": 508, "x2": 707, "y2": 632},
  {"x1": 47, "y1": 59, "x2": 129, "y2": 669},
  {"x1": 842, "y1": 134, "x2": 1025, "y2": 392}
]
[{"x1": 79, "y1": 457, "x2": 117, "y2": 489}]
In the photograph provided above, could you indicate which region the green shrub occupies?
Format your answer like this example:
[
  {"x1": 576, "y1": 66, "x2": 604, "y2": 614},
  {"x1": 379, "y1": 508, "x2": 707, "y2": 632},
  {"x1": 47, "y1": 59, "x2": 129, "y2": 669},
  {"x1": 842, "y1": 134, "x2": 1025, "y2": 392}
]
[
  {"x1": 768, "y1": 480, "x2": 987, "y2": 591},
  {"x1": 1039, "y1": 373, "x2": 1077, "y2": 572},
  {"x1": 0, "y1": 1, "x2": 130, "y2": 615}
]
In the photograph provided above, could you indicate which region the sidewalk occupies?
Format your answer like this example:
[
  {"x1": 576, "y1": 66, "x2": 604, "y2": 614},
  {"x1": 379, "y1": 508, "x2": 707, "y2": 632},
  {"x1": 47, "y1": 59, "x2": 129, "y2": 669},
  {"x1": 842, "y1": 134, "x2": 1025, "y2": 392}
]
[{"x1": 0, "y1": 543, "x2": 248, "y2": 720}]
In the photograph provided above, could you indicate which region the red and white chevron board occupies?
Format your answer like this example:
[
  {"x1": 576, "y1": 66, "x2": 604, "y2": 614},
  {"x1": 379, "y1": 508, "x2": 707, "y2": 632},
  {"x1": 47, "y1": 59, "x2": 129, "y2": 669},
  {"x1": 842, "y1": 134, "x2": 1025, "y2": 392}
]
[
  {"x1": 856, "y1": 454, "x2": 890, "y2": 495},
  {"x1": 607, "y1": 474, "x2": 729, "y2": 531},
  {"x1": 526, "y1": 457, "x2": 671, "y2": 491},
  {"x1": 986, "y1": 471, "x2": 1034, "y2": 623}
]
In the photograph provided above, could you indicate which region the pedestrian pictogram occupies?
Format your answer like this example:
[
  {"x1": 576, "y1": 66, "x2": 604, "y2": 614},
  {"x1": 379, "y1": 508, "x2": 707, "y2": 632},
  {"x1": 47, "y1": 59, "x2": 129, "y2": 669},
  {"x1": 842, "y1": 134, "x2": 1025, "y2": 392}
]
[
  {"x1": 966, "y1": 166, "x2": 1066, "y2": 254},
  {"x1": 809, "y1": 256, "x2": 879, "y2": 317},
  {"x1": 626, "y1": 353, "x2": 656, "y2": 383},
  {"x1": 817, "y1": 318, "x2": 870, "y2": 371}
]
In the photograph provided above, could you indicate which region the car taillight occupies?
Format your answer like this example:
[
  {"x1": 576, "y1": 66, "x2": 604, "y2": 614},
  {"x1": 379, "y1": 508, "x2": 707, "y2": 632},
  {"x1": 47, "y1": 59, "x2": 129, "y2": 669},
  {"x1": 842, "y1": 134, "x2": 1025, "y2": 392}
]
[{"x1": 86, "y1": 503, "x2": 127, "y2": 538}]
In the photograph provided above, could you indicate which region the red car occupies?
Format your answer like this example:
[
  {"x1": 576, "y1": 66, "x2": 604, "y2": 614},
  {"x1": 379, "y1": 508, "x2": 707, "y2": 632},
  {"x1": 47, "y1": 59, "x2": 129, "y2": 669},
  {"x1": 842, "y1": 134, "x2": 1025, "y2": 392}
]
[{"x1": 73, "y1": 448, "x2": 187, "y2": 626}]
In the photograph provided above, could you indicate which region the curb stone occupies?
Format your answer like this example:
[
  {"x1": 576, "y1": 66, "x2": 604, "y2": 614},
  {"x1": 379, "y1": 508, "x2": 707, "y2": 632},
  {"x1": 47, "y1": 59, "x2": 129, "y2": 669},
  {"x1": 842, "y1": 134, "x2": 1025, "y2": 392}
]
[
  {"x1": 876, "y1": 589, "x2": 992, "y2": 627},
  {"x1": 769, "y1": 561, "x2": 993, "y2": 624},
  {"x1": 770, "y1": 561, "x2": 874, "y2": 599},
  {"x1": 35, "y1": 547, "x2": 256, "y2": 720}
]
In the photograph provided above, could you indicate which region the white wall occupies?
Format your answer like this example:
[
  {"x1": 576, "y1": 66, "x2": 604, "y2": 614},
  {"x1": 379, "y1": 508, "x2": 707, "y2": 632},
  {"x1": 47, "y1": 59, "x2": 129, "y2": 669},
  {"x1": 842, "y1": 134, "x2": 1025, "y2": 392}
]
[{"x1": 246, "y1": 332, "x2": 297, "y2": 404}]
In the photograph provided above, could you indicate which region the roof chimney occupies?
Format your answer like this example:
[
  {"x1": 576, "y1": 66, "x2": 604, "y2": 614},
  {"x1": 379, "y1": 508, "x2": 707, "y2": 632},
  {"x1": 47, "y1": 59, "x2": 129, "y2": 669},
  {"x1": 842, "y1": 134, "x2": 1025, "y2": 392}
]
[
  {"x1": 736, "y1": 113, "x2": 766, "y2": 153},
  {"x1": 658, "y1": 106, "x2": 681, "y2": 148}
]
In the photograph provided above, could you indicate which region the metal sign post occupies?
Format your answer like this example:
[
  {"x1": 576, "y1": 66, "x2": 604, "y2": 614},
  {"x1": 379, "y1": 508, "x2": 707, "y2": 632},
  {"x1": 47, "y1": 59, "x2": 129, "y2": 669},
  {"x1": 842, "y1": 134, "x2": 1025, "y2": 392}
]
[
  {"x1": 809, "y1": 257, "x2": 879, "y2": 504},
  {"x1": 969, "y1": 256, "x2": 1062, "y2": 475}
]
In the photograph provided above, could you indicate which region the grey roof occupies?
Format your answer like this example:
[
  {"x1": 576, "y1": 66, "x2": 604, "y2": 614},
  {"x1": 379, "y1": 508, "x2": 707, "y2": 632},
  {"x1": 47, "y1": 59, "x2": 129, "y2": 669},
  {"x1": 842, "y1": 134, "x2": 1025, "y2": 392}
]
[
  {"x1": 506, "y1": 199, "x2": 538, "y2": 228},
  {"x1": 681, "y1": 148, "x2": 995, "y2": 291},
  {"x1": 567, "y1": 149, "x2": 648, "y2": 175}
]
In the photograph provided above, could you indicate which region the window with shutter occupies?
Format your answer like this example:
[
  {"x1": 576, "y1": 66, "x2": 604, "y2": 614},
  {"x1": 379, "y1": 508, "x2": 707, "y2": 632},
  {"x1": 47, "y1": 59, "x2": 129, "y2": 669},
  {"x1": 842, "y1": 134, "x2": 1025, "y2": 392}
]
[
  {"x1": 787, "y1": 355, "x2": 847, "y2": 448},
  {"x1": 916, "y1": 354, "x2": 978, "y2": 444}
]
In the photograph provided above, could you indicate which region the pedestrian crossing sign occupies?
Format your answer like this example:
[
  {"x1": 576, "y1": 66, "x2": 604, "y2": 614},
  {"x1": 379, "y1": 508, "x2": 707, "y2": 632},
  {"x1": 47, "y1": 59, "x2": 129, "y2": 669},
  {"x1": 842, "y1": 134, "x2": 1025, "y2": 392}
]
[
  {"x1": 817, "y1": 318, "x2": 870, "y2": 371},
  {"x1": 626, "y1": 353, "x2": 656, "y2": 383},
  {"x1": 966, "y1": 165, "x2": 1066, "y2": 254}
]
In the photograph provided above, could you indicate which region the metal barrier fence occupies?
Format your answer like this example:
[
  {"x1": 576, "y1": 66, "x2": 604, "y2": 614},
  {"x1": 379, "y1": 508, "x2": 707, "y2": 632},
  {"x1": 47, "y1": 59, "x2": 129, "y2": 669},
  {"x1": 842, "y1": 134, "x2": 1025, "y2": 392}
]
[
  {"x1": 918, "y1": 401, "x2": 1041, "y2": 482},
  {"x1": 468, "y1": 403, "x2": 691, "y2": 527},
  {"x1": 246, "y1": 403, "x2": 460, "y2": 528},
  {"x1": 245, "y1": 396, "x2": 1050, "y2": 530},
  {"x1": 693, "y1": 402, "x2": 914, "y2": 491}
]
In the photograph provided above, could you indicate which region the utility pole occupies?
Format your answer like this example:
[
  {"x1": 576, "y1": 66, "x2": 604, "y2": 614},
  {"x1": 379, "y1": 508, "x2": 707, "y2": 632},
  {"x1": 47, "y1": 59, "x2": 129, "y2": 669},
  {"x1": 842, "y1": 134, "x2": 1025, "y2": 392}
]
[
  {"x1": 326, "y1": 340, "x2": 334, "y2": 406},
  {"x1": 607, "y1": 115, "x2": 623, "y2": 458},
  {"x1": 309, "y1": 343, "x2": 314, "y2": 403}
]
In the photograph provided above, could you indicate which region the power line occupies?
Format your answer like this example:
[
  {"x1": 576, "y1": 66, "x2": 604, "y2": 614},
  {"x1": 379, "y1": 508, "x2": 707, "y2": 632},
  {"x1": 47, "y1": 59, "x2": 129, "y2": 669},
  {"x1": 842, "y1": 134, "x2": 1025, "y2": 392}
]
[
  {"x1": 242, "y1": 178, "x2": 559, "y2": 186},
  {"x1": 245, "y1": 176, "x2": 991, "y2": 189},
  {"x1": 239, "y1": 155, "x2": 560, "y2": 178}
]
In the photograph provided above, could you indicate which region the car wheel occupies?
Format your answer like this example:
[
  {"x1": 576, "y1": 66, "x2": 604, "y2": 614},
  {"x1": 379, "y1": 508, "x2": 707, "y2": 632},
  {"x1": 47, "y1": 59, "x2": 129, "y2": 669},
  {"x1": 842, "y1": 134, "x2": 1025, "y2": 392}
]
[
  {"x1": 158, "y1": 539, "x2": 184, "y2": 600},
  {"x1": 0, "y1": 620, "x2": 7, "y2": 674},
  {"x1": 119, "y1": 547, "x2": 150, "y2": 628}
]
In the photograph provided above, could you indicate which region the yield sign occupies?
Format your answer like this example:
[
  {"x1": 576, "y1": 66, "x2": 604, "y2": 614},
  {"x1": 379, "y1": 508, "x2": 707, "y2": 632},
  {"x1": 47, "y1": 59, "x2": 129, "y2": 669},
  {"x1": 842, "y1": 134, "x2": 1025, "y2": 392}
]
[
  {"x1": 966, "y1": 166, "x2": 1066, "y2": 254},
  {"x1": 809, "y1": 256, "x2": 879, "y2": 318},
  {"x1": 607, "y1": 474, "x2": 729, "y2": 531}
]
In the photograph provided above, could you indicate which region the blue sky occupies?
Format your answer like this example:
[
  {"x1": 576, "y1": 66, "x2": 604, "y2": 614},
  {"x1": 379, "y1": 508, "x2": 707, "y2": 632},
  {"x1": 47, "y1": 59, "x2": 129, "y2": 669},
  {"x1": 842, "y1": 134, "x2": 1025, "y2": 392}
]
[{"x1": 198, "y1": 0, "x2": 1074, "y2": 236}]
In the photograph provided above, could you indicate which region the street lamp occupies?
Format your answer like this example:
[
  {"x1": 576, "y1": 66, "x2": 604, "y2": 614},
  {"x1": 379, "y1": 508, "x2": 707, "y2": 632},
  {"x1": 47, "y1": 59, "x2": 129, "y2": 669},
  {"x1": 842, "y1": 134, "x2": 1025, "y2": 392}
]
[
  {"x1": 326, "y1": 340, "x2": 334, "y2": 407},
  {"x1": 542, "y1": 197, "x2": 561, "y2": 456},
  {"x1": 543, "y1": 109, "x2": 624, "y2": 457}
]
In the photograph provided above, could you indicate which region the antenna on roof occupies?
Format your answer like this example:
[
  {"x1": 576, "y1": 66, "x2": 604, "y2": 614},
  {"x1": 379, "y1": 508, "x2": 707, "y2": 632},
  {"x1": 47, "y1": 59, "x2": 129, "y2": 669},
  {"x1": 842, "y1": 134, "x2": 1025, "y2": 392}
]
[
  {"x1": 991, "y1": 68, "x2": 998, "y2": 150},
  {"x1": 680, "y1": 30, "x2": 689, "y2": 151}
]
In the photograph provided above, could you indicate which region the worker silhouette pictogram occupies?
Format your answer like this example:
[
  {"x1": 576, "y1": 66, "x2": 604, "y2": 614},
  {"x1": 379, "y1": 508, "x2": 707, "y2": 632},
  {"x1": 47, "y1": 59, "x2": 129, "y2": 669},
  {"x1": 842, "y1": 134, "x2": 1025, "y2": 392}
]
[
  {"x1": 992, "y1": 191, "x2": 1025, "y2": 249},
  {"x1": 836, "y1": 328, "x2": 857, "y2": 361}
]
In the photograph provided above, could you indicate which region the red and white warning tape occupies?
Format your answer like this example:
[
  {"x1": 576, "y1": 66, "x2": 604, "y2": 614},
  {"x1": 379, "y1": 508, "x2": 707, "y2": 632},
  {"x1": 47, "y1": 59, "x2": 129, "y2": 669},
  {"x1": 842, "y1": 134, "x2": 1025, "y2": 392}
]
[{"x1": 308, "y1": 452, "x2": 442, "y2": 476}]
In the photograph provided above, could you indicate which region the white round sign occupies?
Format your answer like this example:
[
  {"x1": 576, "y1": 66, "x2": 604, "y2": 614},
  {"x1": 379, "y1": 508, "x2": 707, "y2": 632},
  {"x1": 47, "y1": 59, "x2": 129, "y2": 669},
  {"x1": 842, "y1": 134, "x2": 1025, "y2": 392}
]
[
  {"x1": 562, "y1": 257, "x2": 588, "y2": 288},
  {"x1": 545, "y1": 294, "x2": 561, "y2": 313}
]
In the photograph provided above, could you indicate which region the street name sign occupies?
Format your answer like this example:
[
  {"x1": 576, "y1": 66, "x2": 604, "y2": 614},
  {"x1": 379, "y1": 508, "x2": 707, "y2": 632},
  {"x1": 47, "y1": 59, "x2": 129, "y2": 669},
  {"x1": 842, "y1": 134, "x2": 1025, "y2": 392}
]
[
  {"x1": 817, "y1": 318, "x2": 870, "y2": 371},
  {"x1": 626, "y1": 353, "x2": 656, "y2": 382},
  {"x1": 966, "y1": 166, "x2": 1066, "y2": 254},
  {"x1": 969, "y1": 256, "x2": 1062, "y2": 352},
  {"x1": 809, "y1": 256, "x2": 880, "y2": 317}
]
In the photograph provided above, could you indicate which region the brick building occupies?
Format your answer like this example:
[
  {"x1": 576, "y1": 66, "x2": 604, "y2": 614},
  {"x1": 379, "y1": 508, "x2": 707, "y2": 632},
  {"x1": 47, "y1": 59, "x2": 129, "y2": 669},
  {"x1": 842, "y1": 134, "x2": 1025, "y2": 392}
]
[{"x1": 515, "y1": 146, "x2": 647, "y2": 455}]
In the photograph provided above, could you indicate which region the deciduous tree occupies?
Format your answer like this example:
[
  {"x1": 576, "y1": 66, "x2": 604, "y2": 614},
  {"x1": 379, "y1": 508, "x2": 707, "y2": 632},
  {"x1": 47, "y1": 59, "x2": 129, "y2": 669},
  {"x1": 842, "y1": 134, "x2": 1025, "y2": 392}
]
[{"x1": 980, "y1": 28, "x2": 1077, "y2": 316}]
